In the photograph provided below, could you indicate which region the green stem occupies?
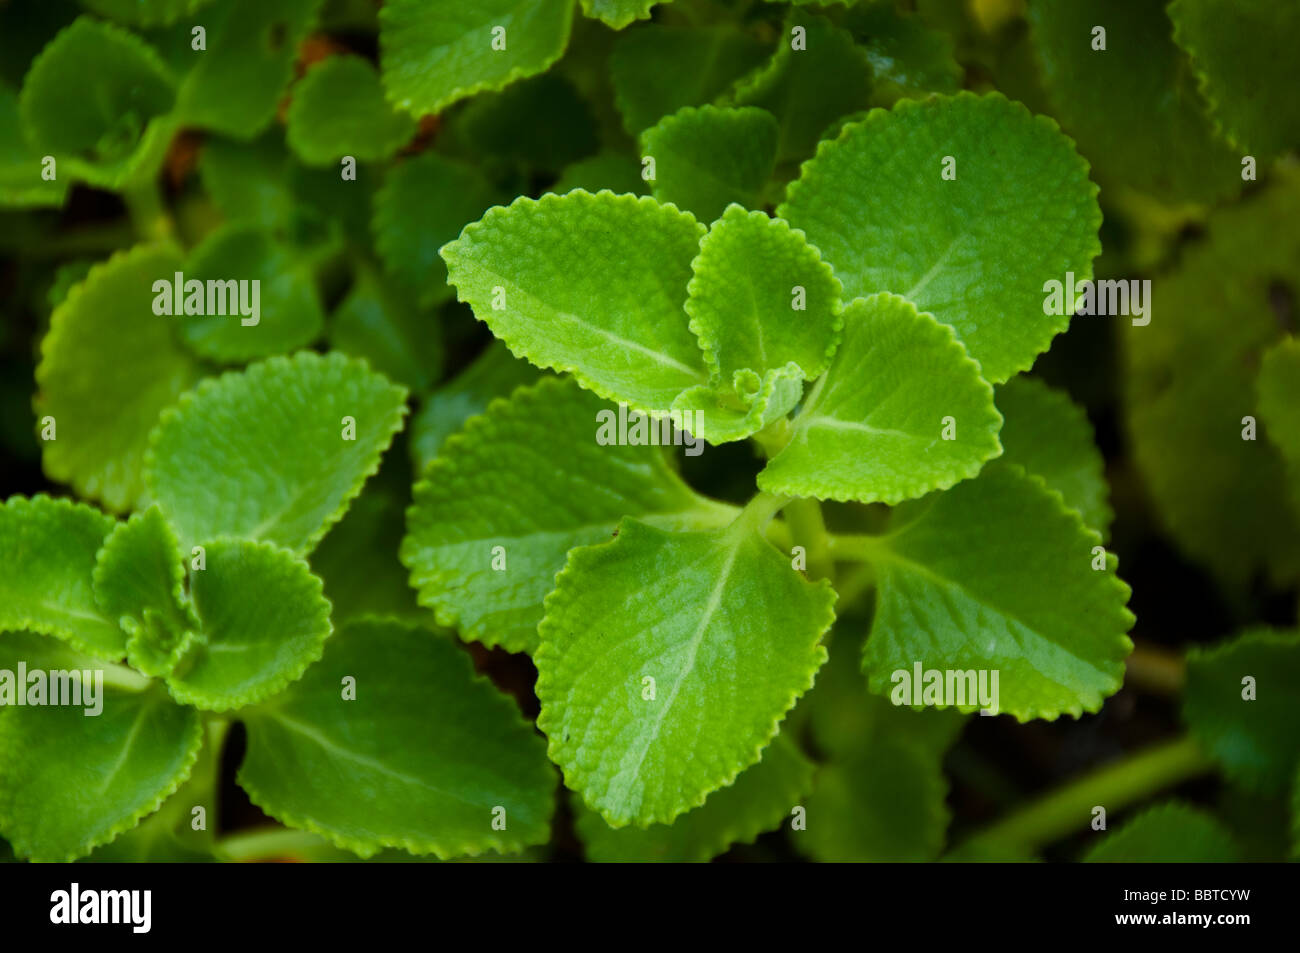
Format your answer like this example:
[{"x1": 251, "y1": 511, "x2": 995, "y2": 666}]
[
  {"x1": 751, "y1": 415, "x2": 794, "y2": 459},
  {"x1": 733, "y1": 490, "x2": 790, "y2": 533},
  {"x1": 122, "y1": 178, "x2": 173, "y2": 242},
  {"x1": 831, "y1": 561, "x2": 876, "y2": 612},
  {"x1": 784, "y1": 498, "x2": 833, "y2": 580},
  {"x1": 216, "y1": 828, "x2": 325, "y2": 863},
  {"x1": 825, "y1": 532, "x2": 884, "y2": 562},
  {"x1": 1125, "y1": 641, "x2": 1186, "y2": 697},
  {"x1": 957, "y1": 735, "x2": 1214, "y2": 854}
]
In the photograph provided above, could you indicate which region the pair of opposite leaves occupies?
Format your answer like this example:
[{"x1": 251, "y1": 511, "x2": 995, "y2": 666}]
[{"x1": 415, "y1": 93, "x2": 1132, "y2": 827}]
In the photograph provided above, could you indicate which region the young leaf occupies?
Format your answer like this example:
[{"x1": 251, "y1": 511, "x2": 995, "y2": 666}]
[
  {"x1": 92, "y1": 505, "x2": 197, "y2": 677},
  {"x1": 580, "y1": 0, "x2": 665, "y2": 30},
  {"x1": 408, "y1": 341, "x2": 541, "y2": 471},
  {"x1": 402, "y1": 377, "x2": 735, "y2": 654},
  {"x1": 238, "y1": 618, "x2": 556, "y2": 859},
  {"x1": 729, "y1": 12, "x2": 873, "y2": 163},
  {"x1": 18, "y1": 17, "x2": 176, "y2": 188},
  {"x1": 1082, "y1": 802, "x2": 1240, "y2": 863},
  {"x1": 173, "y1": 0, "x2": 323, "y2": 139},
  {"x1": 1123, "y1": 172, "x2": 1300, "y2": 586},
  {"x1": 1183, "y1": 628, "x2": 1300, "y2": 795},
  {"x1": 609, "y1": 24, "x2": 767, "y2": 134},
  {"x1": 757, "y1": 294, "x2": 1002, "y2": 504},
  {"x1": 329, "y1": 262, "x2": 441, "y2": 395},
  {"x1": 995, "y1": 376, "x2": 1113, "y2": 537},
  {"x1": 145, "y1": 351, "x2": 409, "y2": 555},
  {"x1": 0, "y1": 496, "x2": 120, "y2": 660},
  {"x1": 0, "y1": 86, "x2": 68, "y2": 207},
  {"x1": 286, "y1": 55, "x2": 416, "y2": 165},
  {"x1": 1028, "y1": 0, "x2": 1239, "y2": 203},
  {"x1": 1258, "y1": 337, "x2": 1300, "y2": 519},
  {"x1": 780, "y1": 92, "x2": 1102, "y2": 384},
  {"x1": 536, "y1": 514, "x2": 836, "y2": 826},
  {"x1": 442, "y1": 190, "x2": 710, "y2": 411},
  {"x1": 686, "y1": 204, "x2": 841, "y2": 385},
  {"x1": 639, "y1": 106, "x2": 779, "y2": 223},
  {"x1": 372, "y1": 152, "x2": 502, "y2": 308},
  {"x1": 0, "y1": 632, "x2": 202, "y2": 863},
  {"x1": 35, "y1": 244, "x2": 205, "y2": 512},
  {"x1": 165, "y1": 539, "x2": 332, "y2": 711},
  {"x1": 1169, "y1": 0, "x2": 1300, "y2": 159},
  {"x1": 574, "y1": 734, "x2": 813, "y2": 862},
  {"x1": 860, "y1": 464, "x2": 1135, "y2": 721},
  {"x1": 670, "y1": 362, "x2": 803, "y2": 445},
  {"x1": 178, "y1": 224, "x2": 325, "y2": 362},
  {"x1": 380, "y1": 0, "x2": 575, "y2": 117}
]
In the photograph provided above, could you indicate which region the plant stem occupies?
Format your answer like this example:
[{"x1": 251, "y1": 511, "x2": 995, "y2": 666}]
[
  {"x1": 216, "y1": 828, "x2": 325, "y2": 863},
  {"x1": 751, "y1": 415, "x2": 794, "y2": 458},
  {"x1": 1125, "y1": 641, "x2": 1186, "y2": 696},
  {"x1": 122, "y1": 178, "x2": 173, "y2": 242},
  {"x1": 784, "y1": 498, "x2": 833, "y2": 580},
  {"x1": 831, "y1": 561, "x2": 876, "y2": 612},
  {"x1": 956, "y1": 735, "x2": 1213, "y2": 855}
]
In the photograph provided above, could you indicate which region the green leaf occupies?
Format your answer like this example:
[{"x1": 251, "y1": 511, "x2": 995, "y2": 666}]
[
  {"x1": 379, "y1": 0, "x2": 575, "y2": 117},
  {"x1": 409, "y1": 341, "x2": 541, "y2": 472},
  {"x1": 846, "y1": 4, "x2": 962, "y2": 106},
  {"x1": 442, "y1": 190, "x2": 710, "y2": 411},
  {"x1": 0, "y1": 85, "x2": 68, "y2": 207},
  {"x1": 35, "y1": 244, "x2": 206, "y2": 512},
  {"x1": 757, "y1": 294, "x2": 1002, "y2": 504},
  {"x1": 995, "y1": 376, "x2": 1112, "y2": 537},
  {"x1": 329, "y1": 261, "x2": 441, "y2": 394},
  {"x1": 1082, "y1": 802, "x2": 1240, "y2": 862},
  {"x1": 580, "y1": 0, "x2": 665, "y2": 30},
  {"x1": 441, "y1": 73, "x2": 599, "y2": 177},
  {"x1": 640, "y1": 106, "x2": 778, "y2": 223},
  {"x1": 781, "y1": 92, "x2": 1102, "y2": 384},
  {"x1": 199, "y1": 133, "x2": 298, "y2": 231},
  {"x1": 1028, "y1": 0, "x2": 1240, "y2": 204},
  {"x1": 81, "y1": 0, "x2": 215, "y2": 27},
  {"x1": 18, "y1": 16, "x2": 176, "y2": 187},
  {"x1": 551, "y1": 152, "x2": 645, "y2": 197},
  {"x1": 145, "y1": 351, "x2": 409, "y2": 555},
  {"x1": 610, "y1": 24, "x2": 767, "y2": 134},
  {"x1": 92, "y1": 505, "x2": 196, "y2": 677},
  {"x1": 671, "y1": 362, "x2": 803, "y2": 445},
  {"x1": 536, "y1": 513, "x2": 835, "y2": 826},
  {"x1": 174, "y1": 0, "x2": 324, "y2": 139},
  {"x1": 1183, "y1": 628, "x2": 1300, "y2": 795},
  {"x1": 1258, "y1": 337, "x2": 1300, "y2": 520},
  {"x1": 1170, "y1": 0, "x2": 1300, "y2": 159},
  {"x1": 0, "y1": 632, "x2": 202, "y2": 862},
  {"x1": 310, "y1": 453, "x2": 422, "y2": 624},
  {"x1": 286, "y1": 55, "x2": 415, "y2": 165},
  {"x1": 686, "y1": 204, "x2": 841, "y2": 385},
  {"x1": 801, "y1": 629, "x2": 963, "y2": 862},
  {"x1": 575, "y1": 734, "x2": 813, "y2": 862},
  {"x1": 0, "y1": 496, "x2": 120, "y2": 660},
  {"x1": 176, "y1": 224, "x2": 325, "y2": 362},
  {"x1": 372, "y1": 152, "x2": 502, "y2": 308},
  {"x1": 1122, "y1": 172, "x2": 1300, "y2": 585},
  {"x1": 402, "y1": 377, "x2": 734, "y2": 654},
  {"x1": 860, "y1": 464, "x2": 1135, "y2": 721},
  {"x1": 165, "y1": 539, "x2": 332, "y2": 711},
  {"x1": 730, "y1": 12, "x2": 873, "y2": 164},
  {"x1": 238, "y1": 618, "x2": 556, "y2": 859}
]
